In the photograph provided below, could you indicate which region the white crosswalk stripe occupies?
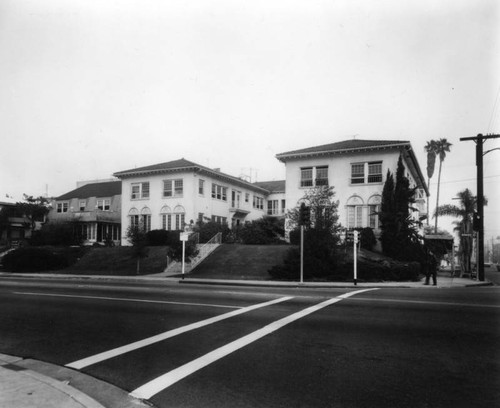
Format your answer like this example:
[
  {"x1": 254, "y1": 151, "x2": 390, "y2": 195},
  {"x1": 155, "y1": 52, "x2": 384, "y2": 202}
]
[{"x1": 130, "y1": 288, "x2": 378, "y2": 400}]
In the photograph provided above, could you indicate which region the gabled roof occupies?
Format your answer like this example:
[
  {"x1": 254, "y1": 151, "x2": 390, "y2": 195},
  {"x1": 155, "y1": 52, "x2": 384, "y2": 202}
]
[
  {"x1": 276, "y1": 139, "x2": 410, "y2": 161},
  {"x1": 113, "y1": 158, "x2": 199, "y2": 177},
  {"x1": 113, "y1": 158, "x2": 270, "y2": 194},
  {"x1": 253, "y1": 180, "x2": 286, "y2": 194},
  {"x1": 57, "y1": 181, "x2": 122, "y2": 200}
]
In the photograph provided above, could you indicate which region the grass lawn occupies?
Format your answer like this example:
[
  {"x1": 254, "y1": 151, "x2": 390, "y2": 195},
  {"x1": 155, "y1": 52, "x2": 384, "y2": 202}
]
[
  {"x1": 61, "y1": 246, "x2": 169, "y2": 276},
  {"x1": 189, "y1": 244, "x2": 292, "y2": 280}
]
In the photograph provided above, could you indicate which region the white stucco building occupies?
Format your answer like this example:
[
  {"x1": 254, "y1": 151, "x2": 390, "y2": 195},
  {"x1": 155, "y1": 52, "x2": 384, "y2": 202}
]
[
  {"x1": 113, "y1": 159, "x2": 286, "y2": 244},
  {"x1": 112, "y1": 139, "x2": 428, "y2": 246},
  {"x1": 276, "y1": 139, "x2": 429, "y2": 236}
]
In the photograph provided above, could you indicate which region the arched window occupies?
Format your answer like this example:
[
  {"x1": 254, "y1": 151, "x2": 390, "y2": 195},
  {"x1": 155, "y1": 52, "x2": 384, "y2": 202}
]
[
  {"x1": 367, "y1": 195, "x2": 382, "y2": 229},
  {"x1": 346, "y1": 195, "x2": 364, "y2": 229},
  {"x1": 160, "y1": 206, "x2": 172, "y2": 231},
  {"x1": 173, "y1": 205, "x2": 186, "y2": 231},
  {"x1": 128, "y1": 208, "x2": 139, "y2": 228},
  {"x1": 141, "y1": 207, "x2": 152, "y2": 232}
]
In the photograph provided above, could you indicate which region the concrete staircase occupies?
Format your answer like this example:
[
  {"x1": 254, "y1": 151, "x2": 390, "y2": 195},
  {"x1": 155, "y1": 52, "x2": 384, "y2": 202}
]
[{"x1": 162, "y1": 232, "x2": 222, "y2": 276}]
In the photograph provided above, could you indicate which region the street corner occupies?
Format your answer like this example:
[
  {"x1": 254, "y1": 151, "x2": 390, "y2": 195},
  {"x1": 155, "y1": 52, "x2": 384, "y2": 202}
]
[{"x1": 0, "y1": 353, "x2": 156, "y2": 408}]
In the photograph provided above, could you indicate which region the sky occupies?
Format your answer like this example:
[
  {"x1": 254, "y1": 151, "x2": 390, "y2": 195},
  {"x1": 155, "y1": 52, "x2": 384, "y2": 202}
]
[{"x1": 1, "y1": 0, "x2": 499, "y2": 240}]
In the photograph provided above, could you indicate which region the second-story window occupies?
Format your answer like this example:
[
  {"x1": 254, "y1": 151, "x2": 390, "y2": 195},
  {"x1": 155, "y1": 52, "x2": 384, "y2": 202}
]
[
  {"x1": 79, "y1": 201, "x2": 86, "y2": 211},
  {"x1": 368, "y1": 162, "x2": 383, "y2": 183},
  {"x1": 131, "y1": 182, "x2": 150, "y2": 199},
  {"x1": 211, "y1": 184, "x2": 227, "y2": 201},
  {"x1": 300, "y1": 167, "x2": 313, "y2": 187},
  {"x1": 97, "y1": 199, "x2": 110, "y2": 211},
  {"x1": 315, "y1": 166, "x2": 329, "y2": 186},
  {"x1": 199, "y1": 179, "x2": 205, "y2": 195},
  {"x1": 351, "y1": 162, "x2": 383, "y2": 184},
  {"x1": 163, "y1": 179, "x2": 183, "y2": 198},
  {"x1": 57, "y1": 202, "x2": 69, "y2": 213},
  {"x1": 301, "y1": 166, "x2": 328, "y2": 187},
  {"x1": 253, "y1": 196, "x2": 264, "y2": 210},
  {"x1": 267, "y1": 200, "x2": 280, "y2": 215}
]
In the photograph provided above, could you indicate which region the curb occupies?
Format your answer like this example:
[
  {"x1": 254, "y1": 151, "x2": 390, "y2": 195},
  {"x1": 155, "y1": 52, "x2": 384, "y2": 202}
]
[
  {"x1": 0, "y1": 271, "x2": 492, "y2": 289},
  {"x1": 0, "y1": 354, "x2": 155, "y2": 408}
]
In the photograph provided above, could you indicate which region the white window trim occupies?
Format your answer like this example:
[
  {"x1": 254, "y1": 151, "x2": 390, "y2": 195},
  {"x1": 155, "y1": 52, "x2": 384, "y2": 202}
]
[
  {"x1": 350, "y1": 161, "x2": 383, "y2": 185},
  {"x1": 300, "y1": 166, "x2": 329, "y2": 188},
  {"x1": 131, "y1": 182, "x2": 150, "y2": 200},
  {"x1": 163, "y1": 179, "x2": 184, "y2": 198}
]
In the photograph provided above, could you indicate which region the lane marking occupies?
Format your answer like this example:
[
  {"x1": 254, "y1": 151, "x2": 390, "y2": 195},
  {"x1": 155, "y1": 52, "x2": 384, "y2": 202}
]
[
  {"x1": 65, "y1": 296, "x2": 293, "y2": 370},
  {"x1": 130, "y1": 288, "x2": 378, "y2": 400},
  {"x1": 13, "y1": 292, "x2": 241, "y2": 310},
  {"x1": 352, "y1": 296, "x2": 500, "y2": 309}
]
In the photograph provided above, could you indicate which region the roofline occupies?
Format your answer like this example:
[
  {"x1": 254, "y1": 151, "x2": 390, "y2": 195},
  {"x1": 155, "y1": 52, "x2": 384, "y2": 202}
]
[
  {"x1": 275, "y1": 142, "x2": 412, "y2": 162},
  {"x1": 403, "y1": 145, "x2": 430, "y2": 196},
  {"x1": 113, "y1": 163, "x2": 270, "y2": 195}
]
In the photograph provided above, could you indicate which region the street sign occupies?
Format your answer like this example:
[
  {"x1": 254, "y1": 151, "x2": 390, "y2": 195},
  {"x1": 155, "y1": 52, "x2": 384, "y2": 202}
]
[{"x1": 180, "y1": 232, "x2": 189, "y2": 241}]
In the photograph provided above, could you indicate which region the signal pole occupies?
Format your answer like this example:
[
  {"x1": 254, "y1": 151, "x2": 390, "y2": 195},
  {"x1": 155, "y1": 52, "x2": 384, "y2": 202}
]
[{"x1": 460, "y1": 133, "x2": 500, "y2": 281}]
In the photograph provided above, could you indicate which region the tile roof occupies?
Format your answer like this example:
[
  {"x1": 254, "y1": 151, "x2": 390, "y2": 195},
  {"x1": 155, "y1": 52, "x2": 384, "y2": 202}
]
[
  {"x1": 113, "y1": 158, "x2": 270, "y2": 194},
  {"x1": 113, "y1": 158, "x2": 199, "y2": 177},
  {"x1": 253, "y1": 180, "x2": 286, "y2": 193},
  {"x1": 276, "y1": 139, "x2": 410, "y2": 160},
  {"x1": 57, "y1": 181, "x2": 122, "y2": 200}
]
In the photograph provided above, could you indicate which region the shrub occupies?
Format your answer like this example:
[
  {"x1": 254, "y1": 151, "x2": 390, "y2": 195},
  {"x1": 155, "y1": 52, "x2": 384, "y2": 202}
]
[
  {"x1": 356, "y1": 227, "x2": 377, "y2": 251},
  {"x1": 237, "y1": 218, "x2": 285, "y2": 245},
  {"x1": 30, "y1": 222, "x2": 81, "y2": 246},
  {"x1": 195, "y1": 221, "x2": 231, "y2": 243},
  {"x1": 167, "y1": 237, "x2": 199, "y2": 262},
  {"x1": 269, "y1": 229, "x2": 338, "y2": 280},
  {"x1": 2, "y1": 247, "x2": 69, "y2": 272},
  {"x1": 146, "y1": 229, "x2": 177, "y2": 246}
]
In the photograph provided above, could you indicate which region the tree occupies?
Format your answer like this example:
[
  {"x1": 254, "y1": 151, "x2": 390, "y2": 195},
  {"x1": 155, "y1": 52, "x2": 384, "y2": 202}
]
[
  {"x1": 379, "y1": 155, "x2": 422, "y2": 261},
  {"x1": 432, "y1": 138, "x2": 452, "y2": 233},
  {"x1": 287, "y1": 185, "x2": 340, "y2": 235},
  {"x1": 126, "y1": 223, "x2": 149, "y2": 274},
  {"x1": 15, "y1": 195, "x2": 50, "y2": 234},
  {"x1": 270, "y1": 186, "x2": 341, "y2": 280},
  {"x1": 434, "y1": 188, "x2": 487, "y2": 275},
  {"x1": 424, "y1": 140, "x2": 437, "y2": 225}
]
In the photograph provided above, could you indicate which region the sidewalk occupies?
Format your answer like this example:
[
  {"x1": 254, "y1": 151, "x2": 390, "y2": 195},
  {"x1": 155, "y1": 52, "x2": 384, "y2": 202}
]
[
  {"x1": 0, "y1": 354, "x2": 154, "y2": 408},
  {"x1": 0, "y1": 270, "x2": 492, "y2": 289}
]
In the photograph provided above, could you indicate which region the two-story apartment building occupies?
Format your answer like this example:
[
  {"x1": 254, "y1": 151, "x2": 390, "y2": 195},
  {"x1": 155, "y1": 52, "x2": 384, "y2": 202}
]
[
  {"x1": 276, "y1": 139, "x2": 428, "y2": 236},
  {"x1": 113, "y1": 159, "x2": 284, "y2": 244},
  {"x1": 48, "y1": 180, "x2": 122, "y2": 245}
]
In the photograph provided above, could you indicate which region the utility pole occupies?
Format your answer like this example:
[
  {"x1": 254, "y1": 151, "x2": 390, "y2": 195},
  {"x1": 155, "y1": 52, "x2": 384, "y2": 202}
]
[{"x1": 460, "y1": 133, "x2": 500, "y2": 281}]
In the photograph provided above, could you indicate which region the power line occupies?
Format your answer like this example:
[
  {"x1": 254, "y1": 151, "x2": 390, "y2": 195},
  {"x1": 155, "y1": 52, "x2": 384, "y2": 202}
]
[
  {"x1": 439, "y1": 174, "x2": 500, "y2": 185},
  {"x1": 488, "y1": 85, "x2": 500, "y2": 133}
]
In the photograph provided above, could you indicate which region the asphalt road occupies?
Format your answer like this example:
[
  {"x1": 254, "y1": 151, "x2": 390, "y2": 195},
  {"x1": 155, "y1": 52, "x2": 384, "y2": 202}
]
[{"x1": 0, "y1": 277, "x2": 499, "y2": 408}]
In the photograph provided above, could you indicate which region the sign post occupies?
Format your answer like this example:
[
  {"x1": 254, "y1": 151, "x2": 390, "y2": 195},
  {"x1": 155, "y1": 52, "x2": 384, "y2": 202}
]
[
  {"x1": 300, "y1": 225, "x2": 304, "y2": 284},
  {"x1": 180, "y1": 232, "x2": 189, "y2": 280},
  {"x1": 353, "y1": 230, "x2": 358, "y2": 286}
]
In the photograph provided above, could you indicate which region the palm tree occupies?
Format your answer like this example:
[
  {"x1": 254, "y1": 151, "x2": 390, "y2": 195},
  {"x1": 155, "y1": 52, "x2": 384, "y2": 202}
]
[
  {"x1": 434, "y1": 188, "x2": 486, "y2": 276},
  {"x1": 433, "y1": 138, "x2": 452, "y2": 233},
  {"x1": 424, "y1": 140, "x2": 437, "y2": 225}
]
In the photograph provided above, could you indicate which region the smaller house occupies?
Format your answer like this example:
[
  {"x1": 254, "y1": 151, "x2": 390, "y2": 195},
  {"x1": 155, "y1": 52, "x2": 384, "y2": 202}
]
[
  {"x1": 0, "y1": 197, "x2": 31, "y2": 246},
  {"x1": 48, "y1": 180, "x2": 122, "y2": 245}
]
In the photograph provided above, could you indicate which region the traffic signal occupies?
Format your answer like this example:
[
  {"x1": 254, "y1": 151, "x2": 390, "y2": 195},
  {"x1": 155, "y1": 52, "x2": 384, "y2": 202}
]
[
  {"x1": 299, "y1": 203, "x2": 311, "y2": 226},
  {"x1": 473, "y1": 212, "x2": 480, "y2": 231}
]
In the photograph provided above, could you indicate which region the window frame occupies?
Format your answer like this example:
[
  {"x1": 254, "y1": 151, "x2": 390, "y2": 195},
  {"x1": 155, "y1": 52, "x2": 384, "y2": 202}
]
[
  {"x1": 131, "y1": 182, "x2": 150, "y2": 200},
  {"x1": 57, "y1": 202, "x2": 69, "y2": 213},
  {"x1": 351, "y1": 161, "x2": 383, "y2": 184},
  {"x1": 96, "y1": 198, "x2": 111, "y2": 211}
]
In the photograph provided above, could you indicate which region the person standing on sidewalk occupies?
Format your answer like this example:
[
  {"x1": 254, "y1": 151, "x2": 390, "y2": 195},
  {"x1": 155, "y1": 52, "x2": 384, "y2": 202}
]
[{"x1": 425, "y1": 250, "x2": 438, "y2": 286}]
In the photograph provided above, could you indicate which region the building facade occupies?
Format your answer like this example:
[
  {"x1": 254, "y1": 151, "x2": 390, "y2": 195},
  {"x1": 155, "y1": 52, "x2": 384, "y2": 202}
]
[
  {"x1": 276, "y1": 139, "x2": 428, "y2": 238},
  {"x1": 113, "y1": 159, "x2": 285, "y2": 244},
  {"x1": 48, "y1": 180, "x2": 122, "y2": 245}
]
